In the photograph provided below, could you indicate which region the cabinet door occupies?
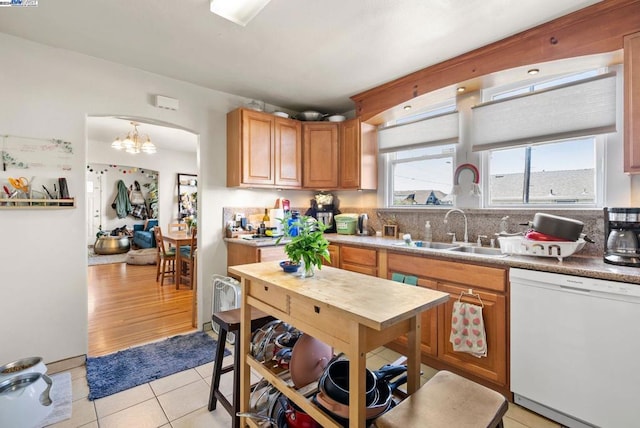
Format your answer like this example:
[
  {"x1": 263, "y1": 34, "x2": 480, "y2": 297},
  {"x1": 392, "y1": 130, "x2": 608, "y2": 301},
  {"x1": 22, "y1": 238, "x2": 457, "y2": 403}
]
[
  {"x1": 436, "y1": 282, "x2": 507, "y2": 387},
  {"x1": 303, "y1": 123, "x2": 339, "y2": 189},
  {"x1": 393, "y1": 277, "x2": 439, "y2": 358},
  {"x1": 258, "y1": 246, "x2": 287, "y2": 262},
  {"x1": 242, "y1": 110, "x2": 274, "y2": 185},
  {"x1": 339, "y1": 119, "x2": 378, "y2": 190},
  {"x1": 339, "y1": 118, "x2": 361, "y2": 189},
  {"x1": 625, "y1": 32, "x2": 640, "y2": 173},
  {"x1": 227, "y1": 242, "x2": 259, "y2": 279},
  {"x1": 324, "y1": 244, "x2": 340, "y2": 267},
  {"x1": 340, "y1": 245, "x2": 377, "y2": 275},
  {"x1": 274, "y1": 118, "x2": 302, "y2": 188}
]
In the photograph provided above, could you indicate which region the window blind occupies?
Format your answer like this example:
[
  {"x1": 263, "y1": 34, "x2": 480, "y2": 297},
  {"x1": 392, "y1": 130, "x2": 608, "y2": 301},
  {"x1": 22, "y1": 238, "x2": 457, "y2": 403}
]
[
  {"x1": 471, "y1": 72, "x2": 617, "y2": 151},
  {"x1": 378, "y1": 111, "x2": 459, "y2": 153}
]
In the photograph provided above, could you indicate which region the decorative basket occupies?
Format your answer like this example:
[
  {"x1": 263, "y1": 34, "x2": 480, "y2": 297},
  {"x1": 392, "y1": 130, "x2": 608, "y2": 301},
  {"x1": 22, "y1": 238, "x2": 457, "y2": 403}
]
[{"x1": 498, "y1": 236, "x2": 586, "y2": 261}]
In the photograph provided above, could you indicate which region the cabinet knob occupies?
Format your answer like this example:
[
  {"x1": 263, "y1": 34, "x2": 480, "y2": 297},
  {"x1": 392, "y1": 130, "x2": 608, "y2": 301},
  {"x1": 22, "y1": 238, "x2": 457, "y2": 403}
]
[
  {"x1": 264, "y1": 286, "x2": 269, "y2": 292},
  {"x1": 314, "y1": 305, "x2": 321, "y2": 314}
]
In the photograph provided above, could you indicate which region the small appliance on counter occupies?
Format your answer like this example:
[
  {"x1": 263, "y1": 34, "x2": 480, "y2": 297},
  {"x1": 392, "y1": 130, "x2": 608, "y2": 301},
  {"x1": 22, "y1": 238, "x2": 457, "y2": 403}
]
[
  {"x1": 357, "y1": 213, "x2": 369, "y2": 235},
  {"x1": 306, "y1": 192, "x2": 339, "y2": 233},
  {"x1": 604, "y1": 207, "x2": 640, "y2": 267}
]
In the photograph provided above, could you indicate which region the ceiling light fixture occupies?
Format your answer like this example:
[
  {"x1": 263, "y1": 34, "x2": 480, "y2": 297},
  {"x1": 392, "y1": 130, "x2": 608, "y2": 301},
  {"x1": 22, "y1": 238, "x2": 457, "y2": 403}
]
[
  {"x1": 210, "y1": 0, "x2": 271, "y2": 26},
  {"x1": 528, "y1": 68, "x2": 540, "y2": 75},
  {"x1": 403, "y1": 105, "x2": 412, "y2": 111},
  {"x1": 457, "y1": 87, "x2": 466, "y2": 93},
  {"x1": 111, "y1": 122, "x2": 157, "y2": 154}
]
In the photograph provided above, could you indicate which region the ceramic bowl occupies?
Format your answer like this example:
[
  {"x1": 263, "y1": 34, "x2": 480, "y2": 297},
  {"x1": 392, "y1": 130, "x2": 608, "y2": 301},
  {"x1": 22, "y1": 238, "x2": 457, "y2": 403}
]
[
  {"x1": 327, "y1": 115, "x2": 346, "y2": 122},
  {"x1": 0, "y1": 372, "x2": 53, "y2": 427},
  {"x1": 279, "y1": 261, "x2": 300, "y2": 273}
]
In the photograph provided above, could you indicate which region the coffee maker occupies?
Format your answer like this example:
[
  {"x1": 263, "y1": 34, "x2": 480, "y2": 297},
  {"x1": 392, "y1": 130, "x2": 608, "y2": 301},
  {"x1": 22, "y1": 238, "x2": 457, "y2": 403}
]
[
  {"x1": 604, "y1": 207, "x2": 640, "y2": 267},
  {"x1": 306, "y1": 192, "x2": 338, "y2": 233}
]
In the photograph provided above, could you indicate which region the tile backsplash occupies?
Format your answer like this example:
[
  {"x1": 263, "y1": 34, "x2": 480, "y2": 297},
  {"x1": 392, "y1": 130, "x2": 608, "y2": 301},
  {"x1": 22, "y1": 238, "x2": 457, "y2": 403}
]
[{"x1": 223, "y1": 207, "x2": 604, "y2": 257}]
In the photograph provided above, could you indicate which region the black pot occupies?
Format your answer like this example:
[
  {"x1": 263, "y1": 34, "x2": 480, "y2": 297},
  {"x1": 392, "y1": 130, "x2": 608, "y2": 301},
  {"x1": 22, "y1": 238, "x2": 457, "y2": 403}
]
[
  {"x1": 320, "y1": 359, "x2": 377, "y2": 406},
  {"x1": 532, "y1": 213, "x2": 584, "y2": 241}
]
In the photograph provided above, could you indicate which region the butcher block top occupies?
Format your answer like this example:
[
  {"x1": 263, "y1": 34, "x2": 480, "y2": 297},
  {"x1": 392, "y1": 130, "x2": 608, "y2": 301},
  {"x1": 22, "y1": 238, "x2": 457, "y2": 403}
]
[{"x1": 228, "y1": 261, "x2": 449, "y2": 331}]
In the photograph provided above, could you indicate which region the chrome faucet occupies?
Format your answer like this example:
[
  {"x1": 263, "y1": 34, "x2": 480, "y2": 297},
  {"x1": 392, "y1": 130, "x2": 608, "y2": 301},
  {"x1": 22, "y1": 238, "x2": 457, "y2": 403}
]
[{"x1": 444, "y1": 208, "x2": 468, "y2": 244}]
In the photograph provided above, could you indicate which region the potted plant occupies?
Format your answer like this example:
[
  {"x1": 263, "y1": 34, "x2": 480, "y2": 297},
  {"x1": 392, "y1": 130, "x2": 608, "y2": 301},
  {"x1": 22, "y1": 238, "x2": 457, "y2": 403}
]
[{"x1": 276, "y1": 214, "x2": 330, "y2": 278}]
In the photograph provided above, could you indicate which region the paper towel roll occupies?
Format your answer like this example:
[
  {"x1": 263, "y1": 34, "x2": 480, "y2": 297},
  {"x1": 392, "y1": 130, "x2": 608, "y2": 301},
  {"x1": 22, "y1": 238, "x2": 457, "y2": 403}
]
[{"x1": 270, "y1": 209, "x2": 285, "y2": 234}]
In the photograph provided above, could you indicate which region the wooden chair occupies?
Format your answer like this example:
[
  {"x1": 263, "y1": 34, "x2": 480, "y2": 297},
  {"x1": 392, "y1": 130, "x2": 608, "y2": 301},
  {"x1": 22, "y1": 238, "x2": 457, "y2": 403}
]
[
  {"x1": 178, "y1": 227, "x2": 197, "y2": 289},
  {"x1": 168, "y1": 222, "x2": 187, "y2": 233},
  {"x1": 153, "y1": 227, "x2": 176, "y2": 286}
]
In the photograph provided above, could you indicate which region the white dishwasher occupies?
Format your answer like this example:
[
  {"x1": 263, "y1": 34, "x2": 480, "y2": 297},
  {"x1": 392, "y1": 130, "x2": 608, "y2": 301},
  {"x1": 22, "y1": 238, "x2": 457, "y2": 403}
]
[{"x1": 510, "y1": 268, "x2": 640, "y2": 428}]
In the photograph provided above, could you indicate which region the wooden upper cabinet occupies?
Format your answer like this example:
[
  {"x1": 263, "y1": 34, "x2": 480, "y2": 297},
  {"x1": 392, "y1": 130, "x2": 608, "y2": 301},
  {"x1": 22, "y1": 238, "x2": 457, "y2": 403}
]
[
  {"x1": 625, "y1": 32, "x2": 640, "y2": 173},
  {"x1": 227, "y1": 108, "x2": 302, "y2": 188},
  {"x1": 303, "y1": 122, "x2": 339, "y2": 189},
  {"x1": 274, "y1": 118, "x2": 302, "y2": 187},
  {"x1": 339, "y1": 118, "x2": 378, "y2": 190}
]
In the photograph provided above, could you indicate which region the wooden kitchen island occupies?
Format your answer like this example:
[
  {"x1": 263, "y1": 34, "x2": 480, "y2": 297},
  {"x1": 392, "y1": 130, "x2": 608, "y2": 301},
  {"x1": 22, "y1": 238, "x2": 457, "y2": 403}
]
[{"x1": 229, "y1": 261, "x2": 450, "y2": 428}]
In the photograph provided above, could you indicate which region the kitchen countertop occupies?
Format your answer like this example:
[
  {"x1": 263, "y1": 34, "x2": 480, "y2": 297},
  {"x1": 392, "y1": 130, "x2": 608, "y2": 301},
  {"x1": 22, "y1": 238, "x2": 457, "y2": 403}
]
[{"x1": 224, "y1": 234, "x2": 640, "y2": 285}]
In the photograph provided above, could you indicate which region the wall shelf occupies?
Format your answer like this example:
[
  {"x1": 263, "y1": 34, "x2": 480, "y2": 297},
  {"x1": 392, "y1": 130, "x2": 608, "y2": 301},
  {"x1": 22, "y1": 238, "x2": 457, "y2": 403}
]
[{"x1": 0, "y1": 198, "x2": 75, "y2": 209}]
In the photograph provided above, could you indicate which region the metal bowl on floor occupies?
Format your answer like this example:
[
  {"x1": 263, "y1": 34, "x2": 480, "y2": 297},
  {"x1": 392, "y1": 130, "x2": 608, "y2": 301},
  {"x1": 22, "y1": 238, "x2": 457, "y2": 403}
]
[
  {"x1": 94, "y1": 236, "x2": 131, "y2": 255},
  {"x1": 0, "y1": 356, "x2": 46, "y2": 382}
]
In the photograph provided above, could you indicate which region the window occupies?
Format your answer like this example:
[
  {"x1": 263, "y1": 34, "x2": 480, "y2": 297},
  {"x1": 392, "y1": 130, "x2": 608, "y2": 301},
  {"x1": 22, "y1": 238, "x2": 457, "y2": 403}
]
[
  {"x1": 487, "y1": 137, "x2": 600, "y2": 206},
  {"x1": 387, "y1": 145, "x2": 455, "y2": 206},
  {"x1": 480, "y1": 69, "x2": 610, "y2": 207},
  {"x1": 381, "y1": 102, "x2": 457, "y2": 207}
]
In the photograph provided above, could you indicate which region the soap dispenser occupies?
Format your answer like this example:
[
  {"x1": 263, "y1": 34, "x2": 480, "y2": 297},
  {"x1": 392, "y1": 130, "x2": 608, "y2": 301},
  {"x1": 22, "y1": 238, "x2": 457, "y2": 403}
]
[{"x1": 424, "y1": 221, "x2": 432, "y2": 242}]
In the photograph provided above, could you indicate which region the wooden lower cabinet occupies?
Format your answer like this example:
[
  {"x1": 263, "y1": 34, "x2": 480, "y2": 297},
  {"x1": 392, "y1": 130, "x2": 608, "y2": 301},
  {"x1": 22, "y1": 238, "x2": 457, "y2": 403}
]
[
  {"x1": 386, "y1": 251, "x2": 509, "y2": 396},
  {"x1": 227, "y1": 241, "x2": 286, "y2": 278},
  {"x1": 339, "y1": 245, "x2": 377, "y2": 276},
  {"x1": 437, "y1": 282, "x2": 507, "y2": 387},
  {"x1": 324, "y1": 244, "x2": 340, "y2": 267},
  {"x1": 394, "y1": 277, "x2": 438, "y2": 358}
]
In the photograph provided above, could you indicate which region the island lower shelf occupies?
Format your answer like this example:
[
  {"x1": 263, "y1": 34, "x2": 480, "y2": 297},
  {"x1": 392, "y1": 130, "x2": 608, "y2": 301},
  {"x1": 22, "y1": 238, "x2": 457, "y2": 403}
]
[{"x1": 245, "y1": 354, "x2": 340, "y2": 428}]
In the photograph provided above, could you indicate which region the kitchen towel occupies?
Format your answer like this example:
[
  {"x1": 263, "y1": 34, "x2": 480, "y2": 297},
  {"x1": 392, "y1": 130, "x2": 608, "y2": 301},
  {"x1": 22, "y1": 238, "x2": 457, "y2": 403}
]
[{"x1": 449, "y1": 301, "x2": 487, "y2": 358}]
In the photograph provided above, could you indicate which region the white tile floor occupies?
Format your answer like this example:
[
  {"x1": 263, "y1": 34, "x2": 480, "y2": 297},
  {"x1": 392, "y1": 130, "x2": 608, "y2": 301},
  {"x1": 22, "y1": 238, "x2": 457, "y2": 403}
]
[{"x1": 45, "y1": 336, "x2": 560, "y2": 428}]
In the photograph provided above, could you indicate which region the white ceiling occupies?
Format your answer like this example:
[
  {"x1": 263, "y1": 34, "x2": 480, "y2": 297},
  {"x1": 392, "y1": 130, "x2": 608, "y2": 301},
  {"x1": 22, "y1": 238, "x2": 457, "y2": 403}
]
[{"x1": 0, "y1": 0, "x2": 601, "y2": 149}]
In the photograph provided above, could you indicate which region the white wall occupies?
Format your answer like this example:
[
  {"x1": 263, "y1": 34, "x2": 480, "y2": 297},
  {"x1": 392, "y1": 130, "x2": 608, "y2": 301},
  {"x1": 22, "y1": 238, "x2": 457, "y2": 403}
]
[
  {"x1": 88, "y1": 140, "x2": 197, "y2": 236},
  {"x1": 0, "y1": 33, "x2": 322, "y2": 364}
]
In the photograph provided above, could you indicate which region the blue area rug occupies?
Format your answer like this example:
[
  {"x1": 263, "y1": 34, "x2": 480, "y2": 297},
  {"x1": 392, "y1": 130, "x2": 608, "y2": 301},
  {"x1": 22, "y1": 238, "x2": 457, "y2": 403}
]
[{"x1": 86, "y1": 331, "x2": 229, "y2": 400}]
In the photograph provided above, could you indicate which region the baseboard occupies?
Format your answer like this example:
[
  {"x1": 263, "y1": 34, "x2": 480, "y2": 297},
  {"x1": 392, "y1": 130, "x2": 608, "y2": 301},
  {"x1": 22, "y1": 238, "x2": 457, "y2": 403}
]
[{"x1": 47, "y1": 354, "x2": 86, "y2": 374}]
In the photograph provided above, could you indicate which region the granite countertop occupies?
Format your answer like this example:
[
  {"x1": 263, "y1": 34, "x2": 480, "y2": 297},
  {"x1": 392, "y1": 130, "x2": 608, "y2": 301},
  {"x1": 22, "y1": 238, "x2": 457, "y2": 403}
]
[{"x1": 225, "y1": 234, "x2": 640, "y2": 285}]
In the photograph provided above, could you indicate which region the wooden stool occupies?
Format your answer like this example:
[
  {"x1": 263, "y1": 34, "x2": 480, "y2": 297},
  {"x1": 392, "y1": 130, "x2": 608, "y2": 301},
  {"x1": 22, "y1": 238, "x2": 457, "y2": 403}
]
[
  {"x1": 374, "y1": 370, "x2": 508, "y2": 428},
  {"x1": 207, "y1": 307, "x2": 274, "y2": 428}
]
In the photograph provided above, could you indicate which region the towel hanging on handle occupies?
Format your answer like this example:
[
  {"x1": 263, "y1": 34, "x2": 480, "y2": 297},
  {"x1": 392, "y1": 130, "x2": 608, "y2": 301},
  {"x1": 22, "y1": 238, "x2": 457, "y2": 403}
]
[{"x1": 449, "y1": 290, "x2": 487, "y2": 358}]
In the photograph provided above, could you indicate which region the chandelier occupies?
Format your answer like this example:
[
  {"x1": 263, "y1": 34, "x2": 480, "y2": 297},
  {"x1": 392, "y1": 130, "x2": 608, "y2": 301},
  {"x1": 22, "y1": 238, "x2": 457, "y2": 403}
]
[{"x1": 111, "y1": 122, "x2": 157, "y2": 154}]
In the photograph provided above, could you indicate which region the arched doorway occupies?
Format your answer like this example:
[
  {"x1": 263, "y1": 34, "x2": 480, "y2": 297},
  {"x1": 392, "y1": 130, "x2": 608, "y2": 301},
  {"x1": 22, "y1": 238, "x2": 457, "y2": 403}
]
[{"x1": 86, "y1": 115, "x2": 199, "y2": 356}]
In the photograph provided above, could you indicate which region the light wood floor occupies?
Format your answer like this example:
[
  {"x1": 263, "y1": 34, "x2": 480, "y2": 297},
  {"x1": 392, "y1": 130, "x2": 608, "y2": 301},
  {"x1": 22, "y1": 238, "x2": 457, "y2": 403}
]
[{"x1": 88, "y1": 262, "x2": 195, "y2": 356}]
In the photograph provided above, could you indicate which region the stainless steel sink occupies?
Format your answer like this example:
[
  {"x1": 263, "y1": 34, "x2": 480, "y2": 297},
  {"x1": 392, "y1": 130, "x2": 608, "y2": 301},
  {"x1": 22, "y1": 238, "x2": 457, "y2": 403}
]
[
  {"x1": 392, "y1": 241, "x2": 459, "y2": 249},
  {"x1": 447, "y1": 246, "x2": 504, "y2": 256},
  {"x1": 415, "y1": 241, "x2": 459, "y2": 249}
]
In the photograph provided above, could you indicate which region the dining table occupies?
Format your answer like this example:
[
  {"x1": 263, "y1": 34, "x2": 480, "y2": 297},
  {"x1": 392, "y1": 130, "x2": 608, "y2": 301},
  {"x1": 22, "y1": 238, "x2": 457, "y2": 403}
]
[
  {"x1": 162, "y1": 229, "x2": 192, "y2": 285},
  {"x1": 229, "y1": 261, "x2": 450, "y2": 427}
]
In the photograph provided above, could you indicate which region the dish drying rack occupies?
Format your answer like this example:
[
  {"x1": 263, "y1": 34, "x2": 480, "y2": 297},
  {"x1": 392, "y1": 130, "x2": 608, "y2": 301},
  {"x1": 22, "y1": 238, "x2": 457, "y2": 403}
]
[{"x1": 498, "y1": 236, "x2": 586, "y2": 261}]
